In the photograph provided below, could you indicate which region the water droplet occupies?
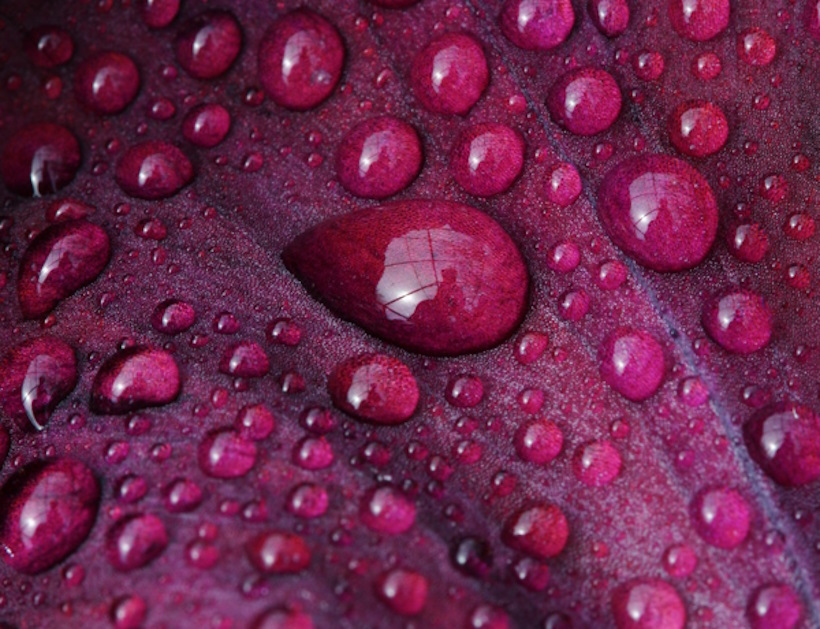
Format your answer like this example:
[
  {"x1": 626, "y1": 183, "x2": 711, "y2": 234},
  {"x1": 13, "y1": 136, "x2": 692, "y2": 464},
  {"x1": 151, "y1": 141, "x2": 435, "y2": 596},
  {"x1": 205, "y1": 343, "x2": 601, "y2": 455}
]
[
  {"x1": 599, "y1": 328, "x2": 665, "y2": 402},
  {"x1": 633, "y1": 51, "x2": 665, "y2": 81},
  {"x1": 110, "y1": 594, "x2": 147, "y2": 629},
  {"x1": 106, "y1": 513, "x2": 168, "y2": 571},
  {"x1": 662, "y1": 544, "x2": 697, "y2": 578},
  {"x1": 572, "y1": 440, "x2": 621, "y2": 486},
  {"x1": 163, "y1": 477, "x2": 203, "y2": 513},
  {"x1": 468, "y1": 604, "x2": 510, "y2": 629},
  {"x1": 0, "y1": 123, "x2": 81, "y2": 196},
  {"x1": 376, "y1": 568, "x2": 428, "y2": 616},
  {"x1": 514, "y1": 331, "x2": 549, "y2": 365},
  {"x1": 17, "y1": 220, "x2": 110, "y2": 319},
  {"x1": 452, "y1": 536, "x2": 493, "y2": 578},
  {"x1": 558, "y1": 289, "x2": 590, "y2": 321},
  {"x1": 668, "y1": 101, "x2": 728, "y2": 158},
  {"x1": 678, "y1": 377, "x2": 708, "y2": 407},
  {"x1": 176, "y1": 11, "x2": 242, "y2": 79},
  {"x1": 336, "y1": 116, "x2": 422, "y2": 199},
  {"x1": 692, "y1": 52, "x2": 722, "y2": 80},
  {"x1": 198, "y1": 428, "x2": 257, "y2": 478},
  {"x1": 747, "y1": 583, "x2": 802, "y2": 629},
  {"x1": 219, "y1": 341, "x2": 269, "y2": 378},
  {"x1": 702, "y1": 289, "x2": 772, "y2": 354},
  {"x1": 287, "y1": 483, "x2": 329, "y2": 519},
  {"x1": 515, "y1": 419, "x2": 563, "y2": 464},
  {"x1": 611, "y1": 578, "x2": 685, "y2": 629},
  {"x1": 500, "y1": 0, "x2": 575, "y2": 50},
  {"x1": 151, "y1": 299, "x2": 195, "y2": 335},
  {"x1": 547, "y1": 68, "x2": 621, "y2": 136},
  {"x1": 328, "y1": 353, "x2": 418, "y2": 424},
  {"x1": 410, "y1": 33, "x2": 488, "y2": 115},
  {"x1": 24, "y1": 26, "x2": 74, "y2": 67},
  {"x1": 545, "y1": 162, "x2": 582, "y2": 207},
  {"x1": 182, "y1": 103, "x2": 231, "y2": 148},
  {"x1": 293, "y1": 436, "x2": 334, "y2": 470},
  {"x1": 690, "y1": 486, "x2": 750, "y2": 549},
  {"x1": 737, "y1": 28, "x2": 776, "y2": 67},
  {"x1": 283, "y1": 200, "x2": 529, "y2": 355},
  {"x1": 512, "y1": 557, "x2": 550, "y2": 591},
  {"x1": 727, "y1": 223, "x2": 768, "y2": 263},
  {"x1": 360, "y1": 485, "x2": 416, "y2": 534},
  {"x1": 90, "y1": 346, "x2": 181, "y2": 414},
  {"x1": 0, "y1": 337, "x2": 77, "y2": 430},
  {"x1": 138, "y1": 0, "x2": 180, "y2": 29},
  {"x1": 744, "y1": 403, "x2": 820, "y2": 487},
  {"x1": 74, "y1": 52, "x2": 140, "y2": 114},
  {"x1": 450, "y1": 123, "x2": 524, "y2": 197},
  {"x1": 246, "y1": 530, "x2": 311, "y2": 575},
  {"x1": 445, "y1": 374, "x2": 484, "y2": 408},
  {"x1": 502, "y1": 504, "x2": 569, "y2": 559},
  {"x1": 235, "y1": 403, "x2": 276, "y2": 441},
  {"x1": 0, "y1": 459, "x2": 99, "y2": 574},
  {"x1": 597, "y1": 155, "x2": 718, "y2": 271},
  {"x1": 115, "y1": 141, "x2": 193, "y2": 199},
  {"x1": 668, "y1": 0, "x2": 729, "y2": 41},
  {"x1": 588, "y1": 0, "x2": 629, "y2": 37},
  {"x1": 258, "y1": 10, "x2": 344, "y2": 110}
]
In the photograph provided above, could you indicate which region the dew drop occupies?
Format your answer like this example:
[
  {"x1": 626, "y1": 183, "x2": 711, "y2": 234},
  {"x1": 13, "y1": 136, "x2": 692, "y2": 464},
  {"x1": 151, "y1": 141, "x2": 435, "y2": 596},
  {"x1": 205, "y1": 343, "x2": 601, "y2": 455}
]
[
  {"x1": 246, "y1": 531, "x2": 311, "y2": 574},
  {"x1": 198, "y1": 428, "x2": 257, "y2": 478},
  {"x1": 668, "y1": 0, "x2": 729, "y2": 41},
  {"x1": 110, "y1": 594, "x2": 147, "y2": 629},
  {"x1": 150, "y1": 299, "x2": 195, "y2": 335},
  {"x1": 74, "y1": 52, "x2": 140, "y2": 115},
  {"x1": 293, "y1": 436, "x2": 334, "y2": 470},
  {"x1": 0, "y1": 459, "x2": 100, "y2": 574},
  {"x1": 599, "y1": 328, "x2": 665, "y2": 402},
  {"x1": 597, "y1": 155, "x2": 718, "y2": 271},
  {"x1": 336, "y1": 116, "x2": 422, "y2": 199},
  {"x1": 544, "y1": 163, "x2": 582, "y2": 207},
  {"x1": 611, "y1": 578, "x2": 685, "y2": 629},
  {"x1": 500, "y1": 0, "x2": 575, "y2": 50},
  {"x1": 747, "y1": 583, "x2": 802, "y2": 629},
  {"x1": 445, "y1": 374, "x2": 484, "y2": 408},
  {"x1": 692, "y1": 52, "x2": 722, "y2": 80},
  {"x1": 182, "y1": 103, "x2": 231, "y2": 148},
  {"x1": 690, "y1": 486, "x2": 750, "y2": 549},
  {"x1": 0, "y1": 123, "x2": 81, "y2": 197},
  {"x1": 727, "y1": 223, "x2": 768, "y2": 263},
  {"x1": 502, "y1": 504, "x2": 569, "y2": 560},
  {"x1": 176, "y1": 11, "x2": 242, "y2": 79},
  {"x1": 375, "y1": 568, "x2": 428, "y2": 616},
  {"x1": 701, "y1": 289, "x2": 772, "y2": 354},
  {"x1": 661, "y1": 544, "x2": 697, "y2": 578},
  {"x1": 219, "y1": 341, "x2": 270, "y2": 378},
  {"x1": 138, "y1": 0, "x2": 180, "y2": 29},
  {"x1": 468, "y1": 604, "x2": 510, "y2": 629},
  {"x1": 588, "y1": 0, "x2": 629, "y2": 37},
  {"x1": 410, "y1": 33, "x2": 488, "y2": 115},
  {"x1": 258, "y1": 10, "x2": 344, "y2": 110},
  {"x1": 24, "y1": 26, "x2": 74, "y2": 68},
  {"x1": 572, "y1": 440, "x2": 621, "y2": 486},
  {"x1": 633, "y1": 51, "x2": 664, "y2": 81},
  {"x1": 737, "y1": 28, "x2": 776, "y2": 67},
  {"x1": 668, "y1": 101, "x2": 728, "y2": 158},
  {"x1": 91, "y1": 346, "x2": 181, "y2": 414},
  {"x1": 514, "y1": 331, "x2": 549, "y2": 365},
  {"x1": 235, "y1": 403, "x2": 276, "y2": 441},
  {"x1": 451, "y1": 536, "x2": 493, "y2": 578},
  {"x1": 450, "y1": 123, "x2": 524, "y2": 197},
  {"x1": 17, "y1": 220, "x2": 110, "y2": 319},
  {"x1": 515, "y1": 418, "x2": 563, "y2": 464},
  {"x1": 163, "y1": 477, "x2": 203, "y2": 513},
  {"x1": 287, "y1": 483, "x2": 329, "y2": 519},
  {"x1": 115, "y1": 141, "x2": 193, "y2": 199},
  {"x1": 106, "y1": 513, "x2": 168, "y2": 571},
  {"x1": 360, "y1": 485, "x2": 416, "y2": 534},
  {"x1": 547, "y1": 68, "x2": 622, "y2": 136}
]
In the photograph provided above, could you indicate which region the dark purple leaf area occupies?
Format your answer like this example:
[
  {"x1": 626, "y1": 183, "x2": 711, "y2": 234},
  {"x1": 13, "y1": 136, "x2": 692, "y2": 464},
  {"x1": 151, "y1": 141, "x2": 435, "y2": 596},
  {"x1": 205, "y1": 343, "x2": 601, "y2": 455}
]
[{"x1": 0, "y1": 0, "x2": 819, "y2": 627}]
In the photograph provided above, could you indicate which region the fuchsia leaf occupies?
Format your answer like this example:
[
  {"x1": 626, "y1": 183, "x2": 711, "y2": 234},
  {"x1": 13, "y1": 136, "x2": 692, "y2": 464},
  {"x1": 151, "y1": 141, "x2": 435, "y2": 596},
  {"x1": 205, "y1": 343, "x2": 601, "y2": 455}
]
[{"x1": 0, "y1": 1, "x2": 819, "y2": 628}]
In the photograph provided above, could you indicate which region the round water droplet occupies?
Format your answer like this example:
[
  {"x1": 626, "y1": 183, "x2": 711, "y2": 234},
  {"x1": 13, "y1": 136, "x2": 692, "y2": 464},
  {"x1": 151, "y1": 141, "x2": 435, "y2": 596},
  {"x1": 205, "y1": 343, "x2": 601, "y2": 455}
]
[
  {"x1": 468, "y1": 605, "x2": 510, "y2": 629},
  {"x1": 376, "y1": 568, "x2": 428, "y2": 616},
  {"x1": 328, "y1": 353, "x2": 418, "y2": 424},
  {"x1": 115, "y1": 141, "x2": 193, "y2": 199},
  {"x1": 515, "y1": 419, "x2": 563, "y2": 464},
  {"x1": 283, "y1": 200, "x2": 529, "y2": 356},
  {"x1": 1, "y1": 123, "x2": 81, "y2": 197},
  {"x1": 138, "y1": 0, "x2": 180, "y2": 29},
  {"x1": 258, "y1": 10, "x2": 344, "y2": 110},
  {"x1": 74, "y1": 52, "x2": 140, "y2": 114},
  {"x1": 106, "y1": 513, "x2": 168, "y2": 571},
  {"x1": 692, "y1": 52, "x2": 722, "y2": 80},
  {"x1": 633, "y1": 51, "x2": 665, "y2": 81},
  {"x1": 235, "y1": 403, "x2": 276, "y2": 441},
  {"x1": 744, "y1": 403, "x2": 820, "y2": 487},
  {"x1": 90, "y1": 346, "x2": 181, "y2": 414},
  {"x1": 246, "y1": 531, "x2": 311, "y2": 574},
  {"x1": 747, "y1": 583, "x2": 802, "y2": 629},
  {"x1": 111, "y1": 594, "x2": 147, "y2": 629},
  {"x1": 24, "y1": 26, "x2": 74, "y2": 67},
  {"x1": 588, "y1": 0, "x2": 629, "y2": 37},
  {"x1": 445, "y1": 374, "x2": 484, "y2": 408},
  {"x1": 727, "y1": 223, "x2": 768, "y2": 263},
  {"x1": 545, "y1": 162, "x2": 582, "y2": 207},
  {"x1": 0, "y1": 337, "x2": 77, "y2": 430},
  {"x1": 182, "y1": 103, "x2": 231, "y2": 148},
  {"x1": 611, "y1": 578, "x2": 685, "y2": 629},
  {"x1": 176, "y1": 11, "x2": 242, "y2": 79},
  {"x1": 690, "y1": 486, "x2": 750, "y2": 549},
  {"x1": 287, "y1": 483, "x2": 328, "y2": 519},
  {"x1": 17, "y1": 220, "x2": 110, "y2": 319},
  {"x1": 450, "y1": 123, "x2": 524, "y2": 197},
  {"x1": 558, "y1": 289, "x2": 590, "y2": 321},
  {"x1": 151, "y1": 299, "x2": 195, "y2": 334},
  {"x1": 572, "y1": 440, "x2": 621, "y2": 486},
  {"x1": 662, "y1": 544, "x2": 697, "y2": 578},
  {"x1": 668, "y1": 0, "x2": 729, "y2": 41},
  {"x1": 163, "y1": 477, "x2": 203, "y2": 513},
  {"x1": 500, "y1": 0, "x2": 575, "y2": 50},
  {"x1": 410, "y1": 33, "x2": 488, "y2": 115},
  {"x1": 599, "y1": 328, "x2": 665, "y2": 402},
  {"x1": 547, "y1": 68, "x2": 621, "y2": 136},
  {"x1": 360, "y1": 485, "x2": 415, "y2": 534},
  {"x1": 547, "y1": 241, "x2": 581, "y2": 273},
  {"x1": 514, "y1": 331, "x2": 549, "y2": 365},
  {"x1": 702, "y1": 289, "x2": 772, "y2": 354},
  {"x1": 293, "y1": 436, "x2": 334, "y2": 470},
  {"x1": 336, "y1": 116, "x2": 422, "y2": 199},
  {"x1": 737, "y1": 28, "x2": 776, "y2": 67},
  {"x1": 219, "y1": 341, "x2": 269, "y2": 378},
  {"x1": 668, "y1": 101, "x2": 728, "y2": 158},
  {"x1": 198, "y1": 428, "x2": 257, "y2": 478},
  {"x1": 597, "y1": 155, "x2": 718, "y2": 271},
  {"x1": 0, "y1": 459, "x2": 99, "y2": 574},
  {"x1": 502, "y1": 504, "x2": 569, "y2": 559}
]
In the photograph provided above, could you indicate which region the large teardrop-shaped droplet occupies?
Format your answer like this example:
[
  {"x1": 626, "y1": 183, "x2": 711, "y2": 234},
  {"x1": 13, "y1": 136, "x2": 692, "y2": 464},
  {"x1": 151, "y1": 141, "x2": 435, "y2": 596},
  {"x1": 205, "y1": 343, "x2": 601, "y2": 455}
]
[
  {"x1": 283, "y1": 200, "x2": 529, "y2": 356},
  {"x1": 90, "y1": 346, "x2": 181, "y2": 414}
]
